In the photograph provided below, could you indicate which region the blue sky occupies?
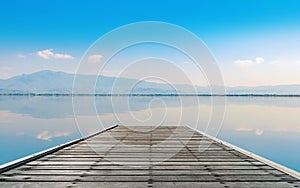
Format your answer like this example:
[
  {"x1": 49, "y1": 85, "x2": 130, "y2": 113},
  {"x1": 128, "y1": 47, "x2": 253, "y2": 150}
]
[{"x1": 0, "y1": 0, "x2": 300, "y2": 86}]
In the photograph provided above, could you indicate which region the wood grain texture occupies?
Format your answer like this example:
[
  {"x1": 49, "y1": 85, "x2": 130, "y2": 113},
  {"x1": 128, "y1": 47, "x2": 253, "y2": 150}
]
[{"x1": 0, "y1": 125, "x2": 299, "y2": 188}]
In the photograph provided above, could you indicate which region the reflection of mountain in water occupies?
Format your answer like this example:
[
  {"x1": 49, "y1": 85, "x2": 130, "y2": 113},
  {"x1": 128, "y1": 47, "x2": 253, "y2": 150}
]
[
  {"x1": 0, "y1": 96, "x2": 300, "y2": 119},
  {"x1": 0, "y1": 96, "x2": 73, "y2": 119},
  {"x1": 0, "y1": 96, "x2": 197, "y2": 119}
]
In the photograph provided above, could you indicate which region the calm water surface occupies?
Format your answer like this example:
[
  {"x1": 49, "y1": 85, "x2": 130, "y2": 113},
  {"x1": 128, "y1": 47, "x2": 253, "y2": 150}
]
[{"x1": 0, "y1": 96, "x2": 299, "y2": 172}]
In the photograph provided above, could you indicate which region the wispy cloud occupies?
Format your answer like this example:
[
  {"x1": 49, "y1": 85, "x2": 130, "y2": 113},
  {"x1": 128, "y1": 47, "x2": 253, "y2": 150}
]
[
  {"x1": 100, "y1": 70, "x2": 120, "y2": 77},
  {"x1": 269, "y1": 60, "x2": 300, "y2": 66},
  {"x1": 36, "y1": 49, "x2": 74, "y2": 60},
  {"x1": 235, "y1": 59, "x2": 253, "y2": 67},
  {"x1": 235, "y1": 57, "x2": 264, "y2": 67},
  {"x1": 0, "y1": 66, "x2": 14, "y2": 79},
  {"x1": 36, "y1": 131, "x2": 71, "y2": 141},
  {"x1": 0, "y1": 66, "x2": 13, "y2": 71},
  {"x1": 88, "y1": 54, "x2": 103, "y2": 63},
  {"x1": 17, "y1": 54, "x2": 25, "y2": 59}
]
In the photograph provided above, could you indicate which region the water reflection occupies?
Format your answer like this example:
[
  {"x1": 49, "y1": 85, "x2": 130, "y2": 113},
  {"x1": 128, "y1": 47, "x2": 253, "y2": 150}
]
[{"x1": 0, "y1": 96, "x2": 299, "y2": 172}]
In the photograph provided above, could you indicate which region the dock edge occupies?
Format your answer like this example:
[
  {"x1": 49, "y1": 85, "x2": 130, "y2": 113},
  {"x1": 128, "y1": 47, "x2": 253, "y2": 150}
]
[
  {"x1": 0, "y1": 124, "x2": 119, "y2": 174},
  {"x1": 186, "y1": 125, "x2": 300, "y2": 180}
]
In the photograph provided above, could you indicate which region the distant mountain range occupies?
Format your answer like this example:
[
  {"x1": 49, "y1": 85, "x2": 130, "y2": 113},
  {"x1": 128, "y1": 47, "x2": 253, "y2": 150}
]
[{"x1": 0, "y1": 70, "x2": 300, "y2": 95}]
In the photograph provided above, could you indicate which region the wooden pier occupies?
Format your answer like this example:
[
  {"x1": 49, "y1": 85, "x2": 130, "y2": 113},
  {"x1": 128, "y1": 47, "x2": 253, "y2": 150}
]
[{"x1": 0, "y1": 125, "x2": 299, "y2": 187}]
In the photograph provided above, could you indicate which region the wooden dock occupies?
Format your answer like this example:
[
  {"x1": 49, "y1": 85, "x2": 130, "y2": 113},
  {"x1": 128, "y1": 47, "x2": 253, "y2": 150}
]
[{"x1": 0, "y1": 125, "x2": 299, "y2": 187}]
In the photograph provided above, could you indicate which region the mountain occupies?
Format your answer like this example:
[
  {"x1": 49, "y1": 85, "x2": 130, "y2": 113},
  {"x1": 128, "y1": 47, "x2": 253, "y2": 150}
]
[
  {"x1": 0, "y1": 71, "x2": 73, "y2": 93},
  {"x1": 226, "y1": 85, "x2": 300, "y2": 95},
  {"x1": 0, "y1": 70, "x2": 181, "y2": 94},
  {"x1": 0, "y1": 70, "x2": 300, "y2": 95}
]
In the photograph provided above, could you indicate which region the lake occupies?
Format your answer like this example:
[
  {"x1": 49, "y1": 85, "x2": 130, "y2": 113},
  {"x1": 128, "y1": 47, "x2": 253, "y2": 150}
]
[{"x1": 0, "y1": 96, "x2": 299, "y2": 172}]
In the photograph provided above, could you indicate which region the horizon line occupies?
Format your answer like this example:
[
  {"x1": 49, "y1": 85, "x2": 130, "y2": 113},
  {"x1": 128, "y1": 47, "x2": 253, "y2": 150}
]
[{"x1": 0, "y1": 93, "x2": 300, "y2": 97}]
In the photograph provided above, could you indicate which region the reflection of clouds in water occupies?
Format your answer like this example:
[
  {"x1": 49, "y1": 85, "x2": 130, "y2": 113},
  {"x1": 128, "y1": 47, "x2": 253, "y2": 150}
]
[
  {"x1": 1, "y1": 96, "x2": 300, "y2": 119},
  {"x1": 235, "y1": 127, "x2": 253, "y2": 131},
  {"x1": 0, "y1": 96, "x2": 73, "y2": 119},
  {"x1": 0, "y1": 110, "x2": 77, "y2": 141},
  {"x1": 36, "y1": 131, "x2": 71, "y2": 141},
  {"x1": 1, "y1": 96, "x2": 300, "y2": 136},
  {"x1": 36, "y1": 131, "x2": 52, "y2": 141},
  {"x1": 226, "y1": 104, "x2": 300, "y2": 133},
  {"x1": 235, "y1": 127, "x2": 264, "y2": 136},
  {"x1": 1, "y1": 97, "x2": 300, "y2": 134},
  {"x1": 255, "y1": 129, "x2": 264, "y2": 136},
  {"x1": 0, "y1": 111, "x2": 15, "y2": 123}
]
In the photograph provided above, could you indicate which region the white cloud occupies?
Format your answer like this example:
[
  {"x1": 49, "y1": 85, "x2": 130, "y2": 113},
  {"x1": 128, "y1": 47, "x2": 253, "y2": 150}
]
[
  {"x1": 235, "y1": 57, "x2": 264, "y2": 67},
  {"x1": 234, "y1": 59, "x2": 254, "y2": 67},
  {"x1": 88, "y1": 54, "x2": 103, "y2": 63},
  {"x1": 17, "y1": 54, "x2": 25, "y2": 58},
  {"x1": 53, "y1": 53, "x2": 73, "y2": 59},
  {"x1": 255, "y1": 57, "x2": 264, "y2": 64},
  {"x1": 37, "y1": 49, "x2": 53, "y2": 59},
  {"x1": 36, "y1": 131, "x2": 71, "y2": 141},
  {"x1": 36, "y1": 49, "x2": 74, "y2": 60}
]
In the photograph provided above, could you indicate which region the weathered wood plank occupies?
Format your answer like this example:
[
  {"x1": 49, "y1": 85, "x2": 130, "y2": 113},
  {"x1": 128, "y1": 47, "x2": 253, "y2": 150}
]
[{"x1": 0, "y1": 125, "x2": 299, "y2": 188}]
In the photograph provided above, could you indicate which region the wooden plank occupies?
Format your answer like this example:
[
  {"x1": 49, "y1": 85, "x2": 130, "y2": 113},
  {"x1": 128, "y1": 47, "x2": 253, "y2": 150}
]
[
  {"x1": 0, "y1": 125, "x2": 118, "y2": 174},
  {"x1": 0, "y1": 125, "x2": 299, "y2": 188},
  {"x1": 153, "y1": 182, "x2": 299, "y2": 188}
]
